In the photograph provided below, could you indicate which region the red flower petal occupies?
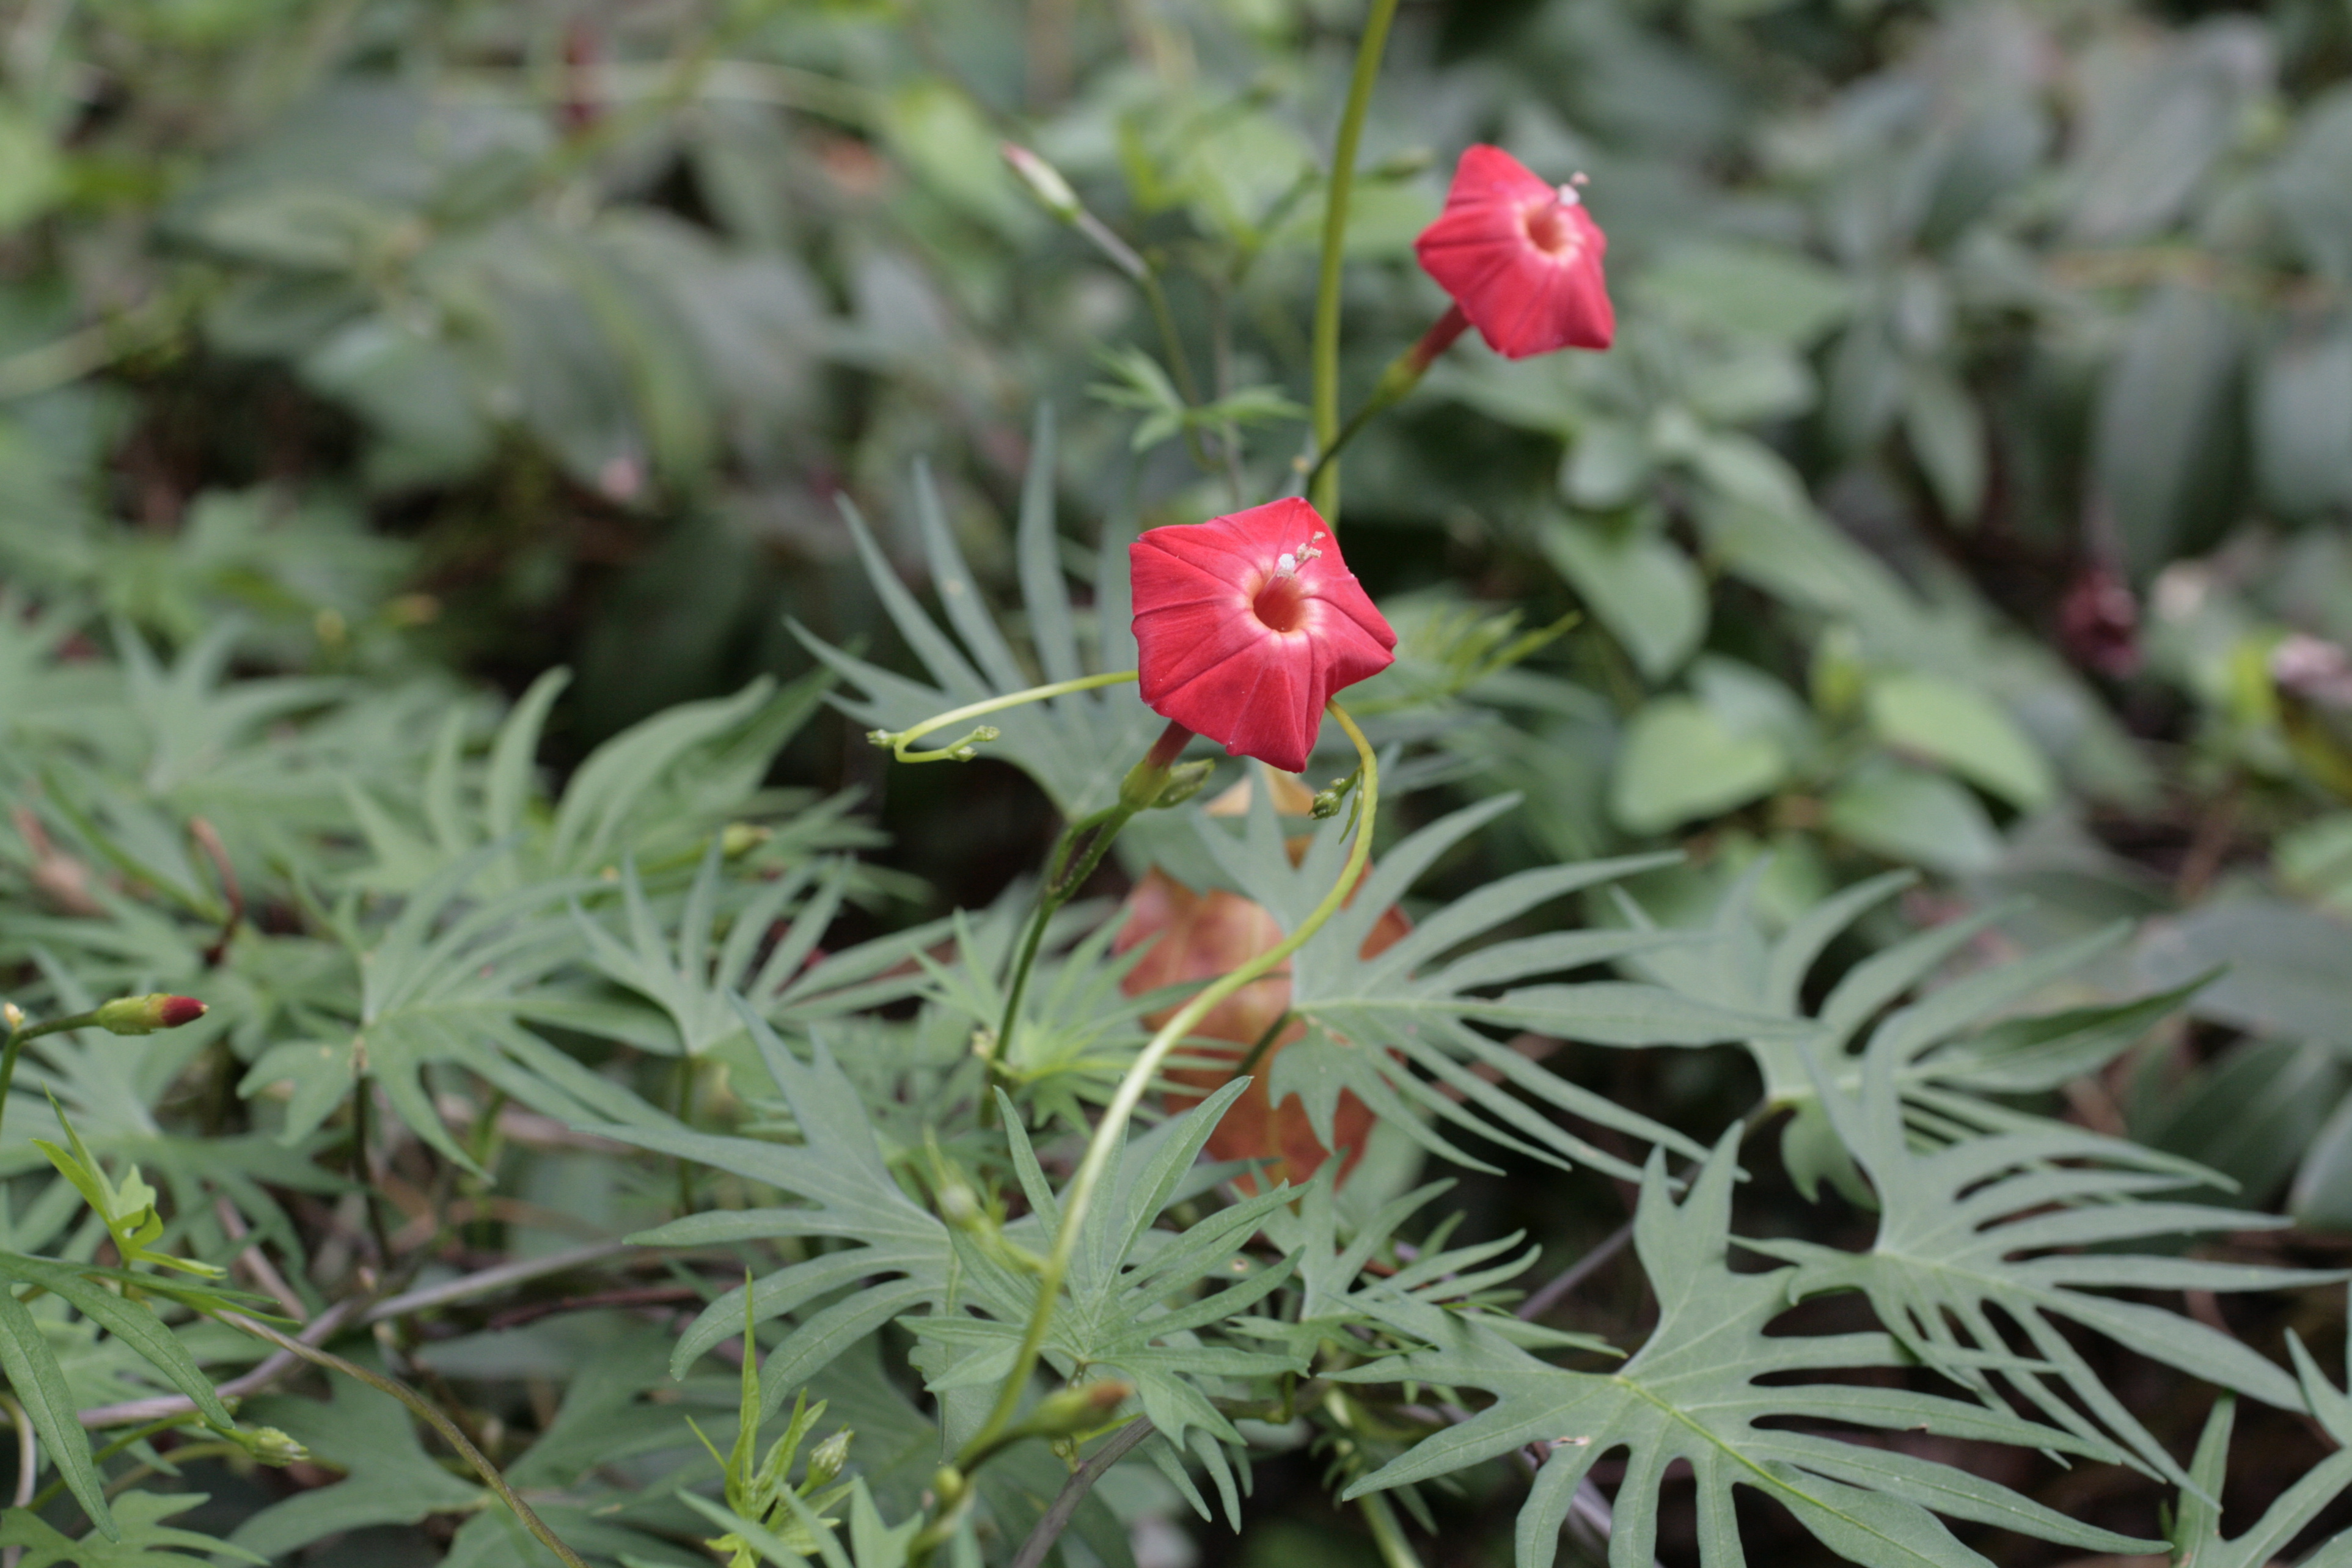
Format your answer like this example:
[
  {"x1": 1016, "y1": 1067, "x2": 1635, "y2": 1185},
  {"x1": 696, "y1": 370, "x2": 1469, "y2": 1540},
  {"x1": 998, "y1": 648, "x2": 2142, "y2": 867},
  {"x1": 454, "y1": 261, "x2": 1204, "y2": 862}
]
[
  {"x1": 1415, "y1": 145, "x2": 1614, "y2": 360},
  {"x1": 1130, "y1": 498, "x2": 1396, "y2": 774}
]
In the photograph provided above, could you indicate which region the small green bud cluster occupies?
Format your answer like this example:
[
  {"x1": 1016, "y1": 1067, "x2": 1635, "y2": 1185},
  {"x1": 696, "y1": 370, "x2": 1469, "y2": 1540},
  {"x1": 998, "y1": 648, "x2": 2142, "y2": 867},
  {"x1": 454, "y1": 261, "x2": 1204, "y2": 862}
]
[{"x1": 1310, "y1": 769, "x2": 1362, "y2": 819}]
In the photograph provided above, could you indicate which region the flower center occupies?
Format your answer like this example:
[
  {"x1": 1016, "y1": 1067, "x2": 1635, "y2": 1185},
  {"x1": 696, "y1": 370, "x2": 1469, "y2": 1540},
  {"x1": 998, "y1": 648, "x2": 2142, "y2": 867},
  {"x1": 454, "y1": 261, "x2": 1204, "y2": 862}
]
[
  {"x1": 1253, "y1": 571, "x2": 1308, "y2": 633},
  {"x1": 1521, "y1": 182, "x2": 1586, "y2": 257}
]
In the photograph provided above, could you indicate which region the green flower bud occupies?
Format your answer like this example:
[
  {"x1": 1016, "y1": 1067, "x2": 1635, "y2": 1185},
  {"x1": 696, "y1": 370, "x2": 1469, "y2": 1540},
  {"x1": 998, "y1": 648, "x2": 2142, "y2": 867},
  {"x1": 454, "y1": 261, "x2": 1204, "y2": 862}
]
[
  {"x1": 720, "y1": 823, "x2": 772, "y2": 858},
  {"x1": 1310, "y1": 771, "x2": 1360, "y2": 819},
  {"x1": 238, "y1": 1426, "x2": 308, "y2": 1465},
  {"x1": 937, "y1": 1182, "x2": 984, "y2": 1229},
  {"x1": 1001, "y1": 143, "x2": 1081, "y2": 222},
  {"x1": 1022, "y1": 1378, "x2": 1133, "y2": 1438},
  {"x1": 803, "y1": 1428, "x2": 852, "y2": 1488},
  {"x1": 1150, "y1": 760, "x2": 1215, "y2": 810}
]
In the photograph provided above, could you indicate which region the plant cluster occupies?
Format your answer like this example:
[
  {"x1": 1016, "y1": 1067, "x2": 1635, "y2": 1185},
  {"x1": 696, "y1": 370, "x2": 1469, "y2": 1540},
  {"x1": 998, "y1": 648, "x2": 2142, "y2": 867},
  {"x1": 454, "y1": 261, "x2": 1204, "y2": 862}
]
[{"x1": 0, "y1": 0, "x2": 2349, "y2": 1566}]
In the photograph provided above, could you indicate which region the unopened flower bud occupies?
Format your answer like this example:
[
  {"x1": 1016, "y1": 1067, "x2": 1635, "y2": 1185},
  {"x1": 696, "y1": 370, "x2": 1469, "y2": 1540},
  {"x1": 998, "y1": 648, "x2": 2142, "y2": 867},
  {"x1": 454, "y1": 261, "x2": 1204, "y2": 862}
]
[
  {"x1": 803, "y1": 1428, "x2": 851, "y2": 1488},
  {"x1": 2, "y1": 1003, "x2": 23, "y2": 1034},
  {"x1": 1150, "y1": 761, "x2": 1215, "y2": 810},
  {"x1": 1310, "y1": 772, "x2": 1360, "y2": 819},
  {"x1": 1024, "y1": 1379, "x2": 1132, "y2": 1437},
  {"x1": 867, "y1": 728, "x2": 898, "y2": 749},
  {"x1": 1002, "y1": 143, "x2": 1081, "y2": 222},
  {"x1": 94, "y1": 994, "x2": 207, "y2": 1036},
  {"x1": 237, "y1": 1425, "x2": 307, "y2": 1465},
  {"x1": 720, "y1": 823, "x2": 772, "y2": 858},
  {"x1": 937, "y1": 1182, "x2": 984, "y2": 1229}
]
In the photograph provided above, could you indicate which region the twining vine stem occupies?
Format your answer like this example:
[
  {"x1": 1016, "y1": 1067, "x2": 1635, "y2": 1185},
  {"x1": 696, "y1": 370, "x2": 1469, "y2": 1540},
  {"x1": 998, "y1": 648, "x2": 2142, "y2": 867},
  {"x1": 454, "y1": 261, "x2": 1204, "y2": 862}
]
[
  {"x1": 949, "y1": 702, "x2": 1380, "y2": 1486},
  {"x1": 1308, "y1": 0, "x2": 1405, "y2": 521},
  {"x1": 873, "y1": 670, "x2": 1137, "y2": 761}
]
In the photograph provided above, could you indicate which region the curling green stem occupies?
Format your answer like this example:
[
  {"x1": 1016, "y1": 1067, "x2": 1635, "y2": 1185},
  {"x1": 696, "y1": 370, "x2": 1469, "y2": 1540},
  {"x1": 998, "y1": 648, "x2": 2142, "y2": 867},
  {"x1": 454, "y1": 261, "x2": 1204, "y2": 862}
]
[
  {"x1": 1308, "y1": 0, "x2": 1405, "y2": 522},
  {"x1": 958, "y1": 702, "x2": 1379, "y2": 1470},
  {"x1": 876, "y1": 672, "x2": 1137, "y2": 762},
  {"x1": 213, "y1": 1312, "x2": 590, "y2": 1568}
]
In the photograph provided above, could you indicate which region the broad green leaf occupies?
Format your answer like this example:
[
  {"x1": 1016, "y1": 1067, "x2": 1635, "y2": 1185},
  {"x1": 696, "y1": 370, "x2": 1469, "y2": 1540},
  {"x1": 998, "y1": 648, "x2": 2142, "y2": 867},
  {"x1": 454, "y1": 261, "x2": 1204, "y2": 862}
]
[
  {"x1": 1634, "y1": 242, "x2": 1854, "y2": 346},
  {"x1": 1825, "y1": 763, "x2": 2001, "y2": 876},
  {"x1": 2253, "y1": 324, "x2": 2352, "y2": 519},
  {"x1": 1611, "y1": 698, "x2": 1786, "y2": 834},
  {"x1": 2092, "y1": 285, "x2": 2243, "y2": 581},
  {"x1": 1865, "y1": 673, "x2": 2054, "y2": 810},
  {"x1": 2136, "y1": 896, "x2": 2352, "y2": 1047},
  {"x1": 1541, "y1": 513, "x2": 1706, "y2": 681}
]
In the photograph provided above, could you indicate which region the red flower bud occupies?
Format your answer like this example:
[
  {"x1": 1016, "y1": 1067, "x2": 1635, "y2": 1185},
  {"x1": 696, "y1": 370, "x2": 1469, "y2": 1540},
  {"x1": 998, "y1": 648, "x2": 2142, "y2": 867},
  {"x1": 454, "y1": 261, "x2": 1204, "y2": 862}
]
[
  {"x1": 93, "y1": 994, "x2": 207, "y2": 1035},
  {"x1": 1415, "y1": 145, "x2": 1614, "y2": 360},
  {"x1": 1130, "y1": 499, "x2": 1395, "y2": 775}
]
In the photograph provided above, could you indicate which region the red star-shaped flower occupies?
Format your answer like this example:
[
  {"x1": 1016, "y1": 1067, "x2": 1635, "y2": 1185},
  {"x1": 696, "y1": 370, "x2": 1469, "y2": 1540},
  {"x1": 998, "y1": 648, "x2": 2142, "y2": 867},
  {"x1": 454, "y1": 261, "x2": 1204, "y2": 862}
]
[
  {"x1": 1415, "y1": 145, "x2": 1614, "y2": 360},
  {"x1": 1130, "y1": 498, "x2": 1395, "y2": 774}
]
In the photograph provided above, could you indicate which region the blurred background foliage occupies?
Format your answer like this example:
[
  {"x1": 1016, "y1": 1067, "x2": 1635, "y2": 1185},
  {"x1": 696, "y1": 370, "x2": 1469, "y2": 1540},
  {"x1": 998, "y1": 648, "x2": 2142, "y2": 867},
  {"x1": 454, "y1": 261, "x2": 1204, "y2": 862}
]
[{"x1": 4, "y1": 0, "x2": 2352, "y2": 1558}]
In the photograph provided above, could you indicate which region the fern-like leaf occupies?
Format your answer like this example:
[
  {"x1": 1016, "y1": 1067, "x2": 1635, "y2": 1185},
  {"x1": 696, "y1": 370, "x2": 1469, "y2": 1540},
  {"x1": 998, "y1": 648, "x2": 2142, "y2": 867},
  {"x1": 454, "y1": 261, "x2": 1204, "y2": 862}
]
[
  {"x1": 1748, "y1": 1006, "x2": 2337, "y2": 1488},
  {"x1": 1339, "y1": 1133, "x2": 2166, "y2": 1568}
]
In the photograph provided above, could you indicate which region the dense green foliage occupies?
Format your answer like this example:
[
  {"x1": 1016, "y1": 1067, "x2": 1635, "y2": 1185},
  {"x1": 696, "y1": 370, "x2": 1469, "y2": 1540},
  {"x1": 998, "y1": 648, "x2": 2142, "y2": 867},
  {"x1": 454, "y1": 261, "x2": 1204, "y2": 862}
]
[{"x1": 2, "y1": 0, "x2": 2351, "y2": 1564}]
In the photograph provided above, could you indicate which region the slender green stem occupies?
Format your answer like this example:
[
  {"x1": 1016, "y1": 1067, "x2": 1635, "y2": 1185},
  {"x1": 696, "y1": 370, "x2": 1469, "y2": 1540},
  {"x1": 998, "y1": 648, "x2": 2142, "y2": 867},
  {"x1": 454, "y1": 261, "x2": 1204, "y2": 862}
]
[
  {"x1": 1308, "y1": 0, "x2": 1405, "y2": 522},
  {"x1": 956, "y1": 703, "x2": 1380, "y2": 1470},
  {"x1": 876, "y1": 672, "x2": 1137, "y2": 762},
  {"x1": 1358, "y1": 1490, "x2": 1425, "y2": 1568},
  {"x1": 989, "y1": 719, "x2": 1191, "y2": 1106},
  {"x1": 0, "y1": 1028, "x2": 26, "y2": 1151},
  {"x1": 1301, "y1": 394, "x2": 1382, "y2": 509},
  {"x1": 0, "y1": 1009, "x2": 111, "y2": 1146},
  {"x1": 672, "y1": 1056, "x2": 700, "y2": 1215},
  {"x1": 993, "y1": 809, "x2": 1124, "y2": 1082},
  {"x1": 1138, "y1": 268, "x2": 1218, "y2": 476},
  {"x1": 213, "y1": 1312, "x2": 590, "y2": 1568},
  {"x1": 1303, "y1": 304, "x2": 1468, "y2": 504},
  {"x1": 1223, "y1": 1009, "x2": 1294, "y2": 1087},
  {"x1": 350, "y1": 1078, "x2": 395, "y2": 1266}
]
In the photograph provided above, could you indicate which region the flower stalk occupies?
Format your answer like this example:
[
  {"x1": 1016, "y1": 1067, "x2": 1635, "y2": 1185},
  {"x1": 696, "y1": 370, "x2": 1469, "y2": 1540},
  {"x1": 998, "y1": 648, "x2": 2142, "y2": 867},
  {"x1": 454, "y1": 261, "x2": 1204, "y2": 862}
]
[
  {"x1": 0, "y1": 996, "x2": 207, "y2": 1145},
  {"x1": 953, "y1": 700, "x2": 1379, "y2": 1477},
  {"x1": 1302, "y1": 304, "x2": 1469, "y2": 502},
  {"x1": 986, "y1": 720, "x2": 1205, "y2": 1099},
  {"x1": 1309, "y1": 0, "x2": 1407, "y2": 522}
]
